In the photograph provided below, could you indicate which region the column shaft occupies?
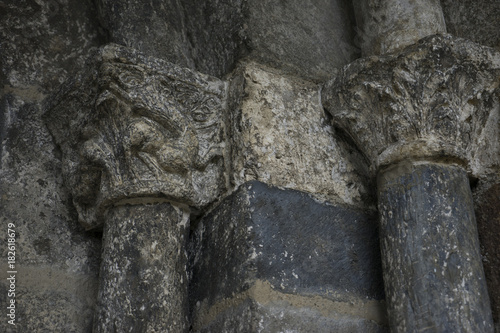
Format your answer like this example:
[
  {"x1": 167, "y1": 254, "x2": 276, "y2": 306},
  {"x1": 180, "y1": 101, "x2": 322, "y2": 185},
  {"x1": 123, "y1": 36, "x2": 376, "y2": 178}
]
[
  {"x1": 93, "y1": 202, "x2": 190, "y2": 333},
  {"x1": 353, "y1": 0, "x2": 446, "y2": 55},
  {"x1": 377, "y1": 162, "x2": 493, "y2": 332}
]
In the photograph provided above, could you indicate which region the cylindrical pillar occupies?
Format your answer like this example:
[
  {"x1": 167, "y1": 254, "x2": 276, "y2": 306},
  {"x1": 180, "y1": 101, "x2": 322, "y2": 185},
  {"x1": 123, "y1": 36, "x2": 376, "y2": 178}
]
[
  {"x1": 377, "y1": 161, "x2": 493, "y2": 332},
  {"x1": 93, "y1": 202, "x2": 190, "y2": 333},
  {"x1": 352, "y1": 0, "x2": 446, "y2": 55}
]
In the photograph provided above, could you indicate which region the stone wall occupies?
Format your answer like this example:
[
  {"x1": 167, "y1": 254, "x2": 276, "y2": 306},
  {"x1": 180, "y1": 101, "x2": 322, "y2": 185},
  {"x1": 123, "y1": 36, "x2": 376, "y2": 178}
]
[
  {"x1": 1, "y1": 1, "x2": 499, "y2": 332},
  {"x1": 1, "y1": 1, "x2": 104, "y2": 331}
]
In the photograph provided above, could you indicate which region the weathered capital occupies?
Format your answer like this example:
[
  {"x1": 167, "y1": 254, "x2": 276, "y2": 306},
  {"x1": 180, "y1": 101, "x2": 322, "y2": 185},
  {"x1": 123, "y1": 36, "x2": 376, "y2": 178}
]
[
  {"x1": 44, "y1": 44, "x2": 227, "y2": 229},
  {"x1": 323, "y1": 34, "x2": 500, "y2": 173}
]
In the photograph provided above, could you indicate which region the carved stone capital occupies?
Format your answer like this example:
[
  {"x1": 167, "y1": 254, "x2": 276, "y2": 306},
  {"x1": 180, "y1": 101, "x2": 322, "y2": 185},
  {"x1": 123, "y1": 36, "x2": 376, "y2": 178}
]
[
  {"x1": 323, "y1": 34, "x2": 500, "y2": 173},
  {"x1": 44, "y1": 44, "x2": 227, "y2": 229}
]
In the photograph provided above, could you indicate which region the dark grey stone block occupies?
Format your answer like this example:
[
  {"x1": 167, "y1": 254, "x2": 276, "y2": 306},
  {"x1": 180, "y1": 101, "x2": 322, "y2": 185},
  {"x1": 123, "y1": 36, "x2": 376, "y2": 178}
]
[
  {"x1": 378, "y1": 162, "x2": 494, "y2": 333},
  {"x1": 189, "y1": 181, "x2": 385, "y2": 331}
]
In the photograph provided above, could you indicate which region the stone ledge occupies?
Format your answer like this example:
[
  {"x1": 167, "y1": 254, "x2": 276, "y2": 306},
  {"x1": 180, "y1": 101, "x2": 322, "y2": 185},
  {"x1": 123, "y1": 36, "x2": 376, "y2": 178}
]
[
  {"x1": 194, "y1": 280, "x2": 388, "y2": 333},
  {"x1": 228, "y1": 61, "x2": 372, "y2": 208}
]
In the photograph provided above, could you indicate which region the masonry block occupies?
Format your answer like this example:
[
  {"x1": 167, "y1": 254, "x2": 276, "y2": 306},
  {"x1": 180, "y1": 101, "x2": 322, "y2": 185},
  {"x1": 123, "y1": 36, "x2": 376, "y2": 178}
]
[{"x1": 189, "y1": 181, "x2": 387, "y2": 332}]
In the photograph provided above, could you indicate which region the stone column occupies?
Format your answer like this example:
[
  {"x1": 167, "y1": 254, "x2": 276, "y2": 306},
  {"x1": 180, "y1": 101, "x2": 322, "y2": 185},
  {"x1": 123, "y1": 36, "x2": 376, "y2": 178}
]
[
  {"x1": 44, "y1": 44, "x2": 227, "y2": 332},
  {"x1": 352, "y1": 0, "x2": 446, "y2": 55},
  {"x1": 94, "y1": 202, "x2": 190, "y2": 332},
  {"x1": 378, "y1": 162, "x2": 490, "y2": 332},
  {"x1": 323, "y1": 35, "x2": 500, "y2": 332}
]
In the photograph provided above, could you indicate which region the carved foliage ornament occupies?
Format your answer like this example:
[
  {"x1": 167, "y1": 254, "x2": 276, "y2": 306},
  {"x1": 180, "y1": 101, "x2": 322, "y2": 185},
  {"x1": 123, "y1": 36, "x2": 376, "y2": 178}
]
[
  {"x1": 44, "y1": 44, "x2": 227, "y2": 229},
  {"x1": 322, "y1": 35, "x2": 500, "y2": 172}
]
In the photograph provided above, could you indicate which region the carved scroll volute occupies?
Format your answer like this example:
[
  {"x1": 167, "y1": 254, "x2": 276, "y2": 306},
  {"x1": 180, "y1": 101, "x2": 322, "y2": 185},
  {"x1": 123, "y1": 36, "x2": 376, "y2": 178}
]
[
  {"x1": 323, "y1": 35, "x2": 500, "y2": 173},
  {"x1": 44, "y1": 44, "x2": 228, "y2": 229}
]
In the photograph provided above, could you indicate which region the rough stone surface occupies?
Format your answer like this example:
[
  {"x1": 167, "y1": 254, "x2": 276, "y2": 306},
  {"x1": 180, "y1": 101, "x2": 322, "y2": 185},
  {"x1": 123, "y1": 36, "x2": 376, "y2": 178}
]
[
  {"x1": 1, "y1": 1, "x2": 499, "y2": 331},
  {"x1": 323, "y1": 34, "x2": 500, "y2": 175},
  {"x1": 44, "y1": 44, "x2": 227, "y2": 229},
  {"x1": 442, "y1": 0, "x2": 500, "y2": 51},
  {"x1": 189, "y1": 181, "x2": 386, "y2": 331},
  {"x1": 378, "y1": 162, "x2": 493, "y2": 332},
  {"x1": 228, "y1": 61, "x2": 373, "y2": 208},
  {"x1": 0, "y1": 266, "x2": 98, "y2": 333},
  {"x1": 1, "y1": 0, "x2": 103, "y2": 331},
  {"x1": 0, "y1": 0, "x2": 105, "y2": 91},
  {"x1": 475, "y1": 182, "x2": 500, "y2": 328},
  {"x1": 352, "y1": 0, "x2": 446, "y2": 56},
  {"x1": 95, "y1": 202, "x2": 190, "y2": 333}
]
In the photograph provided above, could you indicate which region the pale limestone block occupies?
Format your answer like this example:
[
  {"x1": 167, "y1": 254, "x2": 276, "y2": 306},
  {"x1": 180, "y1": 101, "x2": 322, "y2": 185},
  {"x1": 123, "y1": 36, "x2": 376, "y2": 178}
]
[{"x1": 228, "y1": 61, "x2": 371, "y2": 207}]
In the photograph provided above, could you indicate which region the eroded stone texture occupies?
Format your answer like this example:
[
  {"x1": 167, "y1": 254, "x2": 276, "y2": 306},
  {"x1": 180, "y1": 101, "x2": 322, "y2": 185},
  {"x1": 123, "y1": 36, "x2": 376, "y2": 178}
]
[
  {"x1": 442, "y1": 0, "x2": 500, "y2": 51},
  {"x1": 0, "y1": 266, "x2": 98, "y2": 333},
  {"x1": 0, "y1": 0, "x2": 103, "y2": 331},
  {"x1": 378, "y1": 162, "x2": 493, "y2": 332},
  {"x1": 323, "y1": 34, "x2": 500, "y2": 175},
  {"x1": 95, "y1": 202, "x2": 190, "y2": 333},
  {"x1": 189, "y1": 181, "x2": 386, "y2": 332},
  {"x1": 2, "y1": 1, "x2": 499, "y2": 332},
  {"x1": 352, "y1": 0, "x2": 446, "y2": 56},
  {"x1": 43, "y1": 44, "x2": 228, "y2": 332},
  {"x1": 228, "y1": 61, "x2": 373, "y2": 208},
  {"x1": 44, "y1": 44, "x2": 227, "y2": 229},
  {"x1": 0, "y1": 0, "x2": 105, "y2": 91}
]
